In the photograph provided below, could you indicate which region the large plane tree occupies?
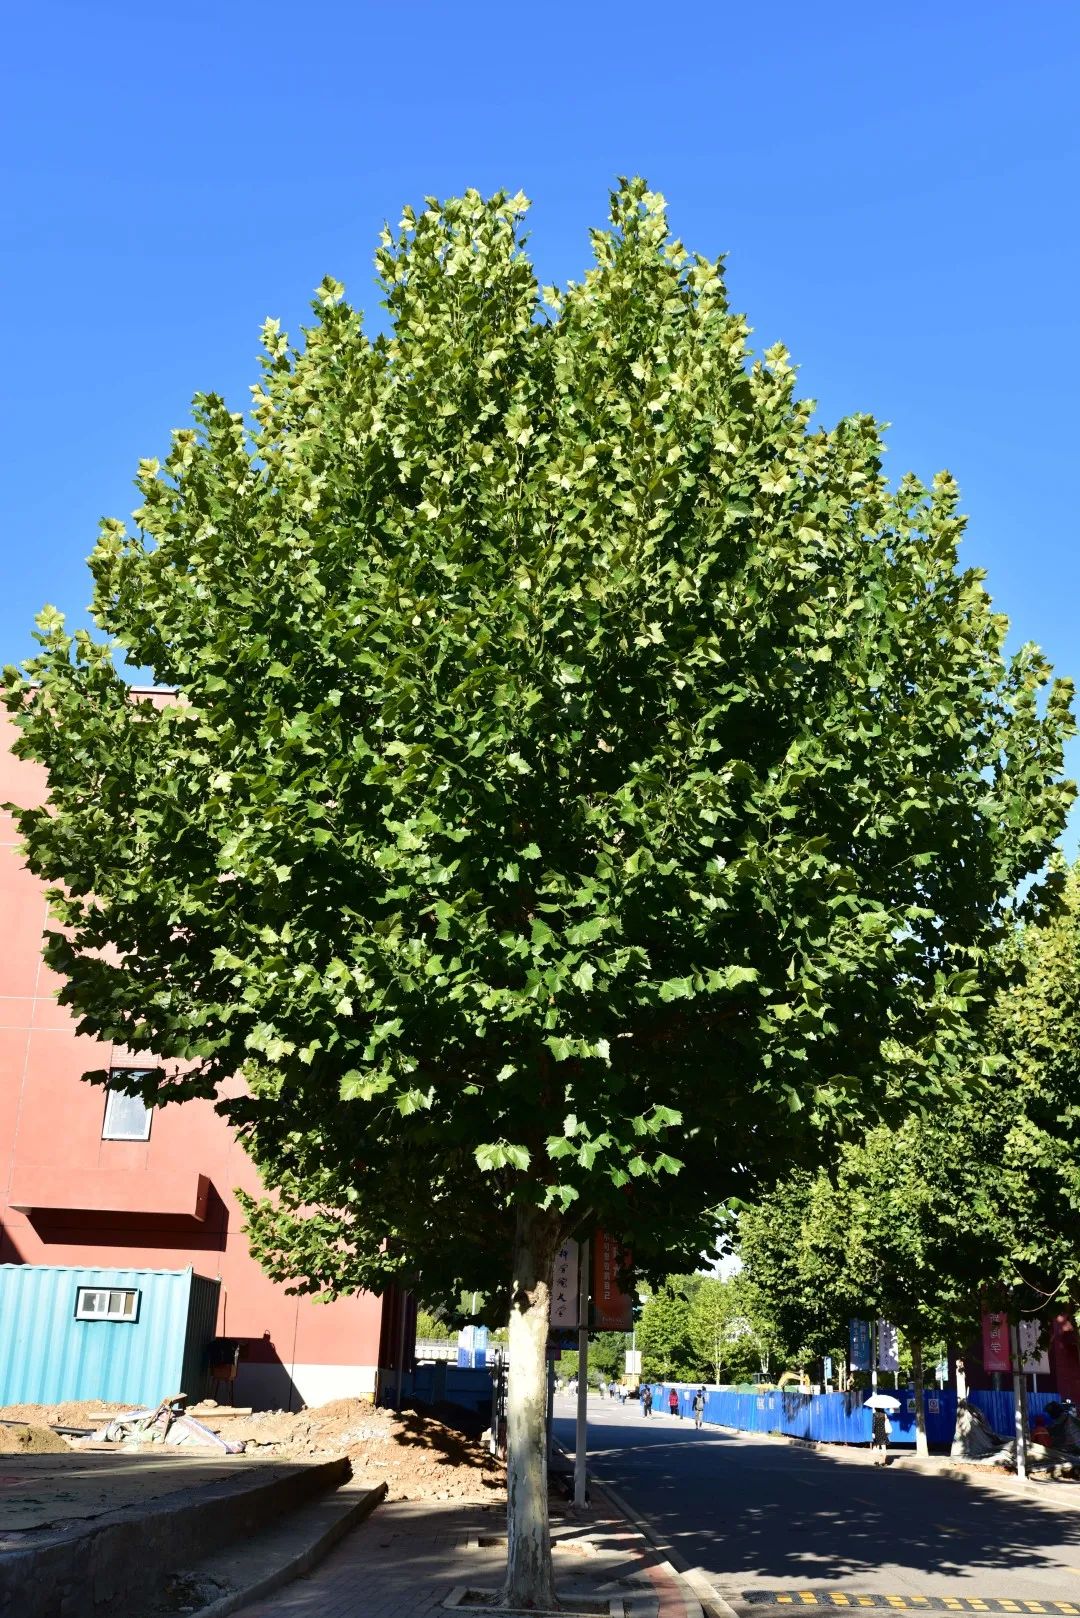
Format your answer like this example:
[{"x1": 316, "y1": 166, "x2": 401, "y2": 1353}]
[{"x1": 4, "y1": 181, "x2": 1073, "y2": 1606}]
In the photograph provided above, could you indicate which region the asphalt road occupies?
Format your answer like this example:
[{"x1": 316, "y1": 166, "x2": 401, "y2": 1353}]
[{"x1": 552, "y1": 1392, "x2": 1080, "y2": 1612}]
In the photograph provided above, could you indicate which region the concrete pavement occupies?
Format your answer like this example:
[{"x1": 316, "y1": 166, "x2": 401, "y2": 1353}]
[
  {"x1": 226, "y1": 1493, "x2": 700, "y2": 1618},
  {"x1": 552, "y1": 1392, "x2": 1080, "y2": 1613}
]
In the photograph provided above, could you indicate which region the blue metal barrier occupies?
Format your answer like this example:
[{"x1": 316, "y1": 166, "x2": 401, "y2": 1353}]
[{"x1": 641, "y1": 1382, "x2": 1060, "y2": 1447}]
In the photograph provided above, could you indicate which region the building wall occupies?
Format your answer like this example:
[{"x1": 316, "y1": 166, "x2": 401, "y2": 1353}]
[{"x1": 0, "y1": 710, "x2": 388, "y2": 1411}]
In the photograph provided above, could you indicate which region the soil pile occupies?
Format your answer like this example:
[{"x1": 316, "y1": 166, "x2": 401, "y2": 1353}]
[
  {"x1": 0, "y1": 1422, "x2": 70, "y2": 1454},
  {"x1": 0, "y1": 1400, "x2": 127, "y2": 1428},
  {"x1": 195, "y1": 1397, "x2": 504, "y2": 1501}
]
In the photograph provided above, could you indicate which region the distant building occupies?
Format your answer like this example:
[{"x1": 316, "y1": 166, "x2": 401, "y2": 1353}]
[{"x1": 0, "y1": 708, "x2": 412, "y2": 1410}]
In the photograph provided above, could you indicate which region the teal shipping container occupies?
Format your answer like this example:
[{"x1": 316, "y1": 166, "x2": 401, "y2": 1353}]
[{"x1": 0, "y1": 1264, "x2": 220, "y2": 1408}]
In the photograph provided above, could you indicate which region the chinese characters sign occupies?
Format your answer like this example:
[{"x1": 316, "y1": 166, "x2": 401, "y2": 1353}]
[
  {"x1": 592, "y1": 1230, "x2": 633, "y2": 1331},
  {"x1": 877, "y1": 1320, "x2": 899, "y2": 1373},
  {"x1": 849, "y1": 1319, "x2": 871, "y2": 1371},
  {"x1": 982, "y1": 1309, "x2": 1011, "y2": 1373},
  {"x1": 549, "y1": 1240, "x2": 579, "y2": 1329}
]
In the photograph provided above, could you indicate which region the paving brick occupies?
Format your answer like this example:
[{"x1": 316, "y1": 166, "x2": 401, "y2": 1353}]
[{"x1": 225, "y1": 1497, "x2": 694, "y2": 1618}]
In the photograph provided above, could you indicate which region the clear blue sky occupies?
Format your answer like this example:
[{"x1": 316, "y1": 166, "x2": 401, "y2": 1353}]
[{"x1": 3, "y1": 1, "x2": 1079, "y2": 839}]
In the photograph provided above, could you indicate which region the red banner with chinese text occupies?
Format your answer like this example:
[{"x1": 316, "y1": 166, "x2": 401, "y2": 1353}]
[
  {"x1": 592, "y1": 1231, "x2": 633, "y2": 1331},
  {"x1": 982, "y1": 1309, "x2": 1011, "y2": 1373}
]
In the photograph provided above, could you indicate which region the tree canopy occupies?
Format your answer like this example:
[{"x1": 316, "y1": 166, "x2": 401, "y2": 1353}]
[{"x1": 4, "y1": 180, "x2": 1073, "y2": 1603}]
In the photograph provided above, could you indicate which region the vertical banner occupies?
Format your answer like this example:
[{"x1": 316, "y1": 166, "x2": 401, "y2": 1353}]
[
  {"x1": 849, "y1": 1319, "x2": 871, "y2": 1371},
  {"x1": 592, "y1": 1230, "x2": 634, "y2": 1330},
  {"x1": 877, "y1": 1320, "x2": 899, "y2": 1373},
  {"x1": 550, "y1": 1240, "x2": 579, "y2": 1329},
  {"x1": 982, "y1": 1309, "x2": 1011, "y2": 1373},
  {"x1": 1019, "y1": 1318, "x2": 1050, "y2": 1375}
]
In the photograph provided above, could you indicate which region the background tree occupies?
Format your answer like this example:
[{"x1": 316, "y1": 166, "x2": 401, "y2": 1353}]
[
  {"x1": 983, "y1": 864, "x2": 1080, "y2": 1315},
  {"x1": 688, "y1": 1274, "x2": 760, "y2": 1383},
  {"x1": 637, "y1": 1277, "x2": 699, "y2": 1381},
  {"x1": 738, "y1": 1175, "x2": 846, "y2": 1370},
  {"x1": 802, "y1": 1121, "x2": 996, "y2": 1451},
  {"x1": 5, "y1": 182, "x2": 1073, "y2": 1604}
]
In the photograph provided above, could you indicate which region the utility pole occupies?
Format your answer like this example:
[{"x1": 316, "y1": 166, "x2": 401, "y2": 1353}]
[
  {"x1": 574, "y1": 1237, "x2": 589, "y2": 1508},
  {"x1": 1010, "y1": 1320, "x2": 1029, "y2": 1483},
  {"x1": 871, "y1": 1319, "x2": 879, "y2": 1396}
]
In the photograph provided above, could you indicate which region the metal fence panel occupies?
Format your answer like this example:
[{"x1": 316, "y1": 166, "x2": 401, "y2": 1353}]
[{"x1": 644, "y1": 1381, "x2": 1060, "y2": 1448}]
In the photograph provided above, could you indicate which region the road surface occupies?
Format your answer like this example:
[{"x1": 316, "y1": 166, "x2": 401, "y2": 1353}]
[{"x1": 552, "y1": 1392, "x2": 1080, "y2": 1613}]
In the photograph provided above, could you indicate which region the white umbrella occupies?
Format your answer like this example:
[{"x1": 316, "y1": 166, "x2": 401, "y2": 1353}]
[{"x1": 864, "y1": 1394, "x2": 901, "y2": 1411}]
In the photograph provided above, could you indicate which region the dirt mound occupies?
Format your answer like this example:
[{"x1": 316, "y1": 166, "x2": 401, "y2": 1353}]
[
  {"x1": 306, "y1": 1397, "x2": 376, "y2": 1422},
  {"x1": 0, "y1": 1400, "x2": 127, "y2": 1428},
  {"x1": 0, "y1": 1396, "x2": 502, "y2": 1499},
  {"x1": 193, "y1": 1399, "x2": 502, "y2": 1500},
  {"x1": 0, "y1": 1422, "x2": 70, "y2": 1454}
]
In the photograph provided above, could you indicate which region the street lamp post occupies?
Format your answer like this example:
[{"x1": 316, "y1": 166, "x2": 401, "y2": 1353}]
[{"x1": 574, "y1": 1238, "x2": 589, "y2": 1508}]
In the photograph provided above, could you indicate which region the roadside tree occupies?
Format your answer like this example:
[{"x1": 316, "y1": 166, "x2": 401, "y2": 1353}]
[{"x1": 5, "y1": 182, "x2": 1073, "y2": 1605}]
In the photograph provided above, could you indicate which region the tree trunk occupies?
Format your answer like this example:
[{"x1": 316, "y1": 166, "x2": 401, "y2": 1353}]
[
  {"x1": 500, "y1": 1203, "x2": 562, "y2": 1609},
  {"x1": 912, "y1": 1339, "x2": 928, "y2": 1457}
]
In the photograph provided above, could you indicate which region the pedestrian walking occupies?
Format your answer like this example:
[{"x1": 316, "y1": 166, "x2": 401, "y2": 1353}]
[
  {"x1": 692, "y1": 1387, "x2": 706, "y2": 1429},
  {"x1": 668, "y1": 1387, "x2": 680, "y2": 1419},
  {"x1": 871, "y1": 1407, "x2": 891, "y2": 1464},
  {"x1": 642, "y1": 1385, "x2": 653, "y2": 1418}
]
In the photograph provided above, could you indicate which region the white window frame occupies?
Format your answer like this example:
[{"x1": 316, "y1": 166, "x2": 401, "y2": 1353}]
[
  {"x1": 74, "y1": 1286, "x2": 140, "y2": 1322},
  {"x1": 102, "y1": 1072, "x2": 154, "y2": 1141}
]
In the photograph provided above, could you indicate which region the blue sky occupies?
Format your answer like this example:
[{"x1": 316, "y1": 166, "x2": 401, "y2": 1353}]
[{"x1": 3, "y1": 1, "x2": 1079, "y2": 837}]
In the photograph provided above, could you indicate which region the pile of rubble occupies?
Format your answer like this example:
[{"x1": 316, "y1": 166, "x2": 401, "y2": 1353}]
[
  {"x1": 0, "y1": 1394, "x2": 503, "y2": 1502},
  {"x1": 951, "y1": 1399, "x2": 1080, "y2": 1478},
  {"x1": 193, "y1": 1397, "x2": 503, "y2": 1500}
]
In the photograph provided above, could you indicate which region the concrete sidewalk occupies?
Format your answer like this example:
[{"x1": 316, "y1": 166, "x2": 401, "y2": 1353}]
[{"x1": 228, "y1": 1494, "x2": 701, "y2": 1618}]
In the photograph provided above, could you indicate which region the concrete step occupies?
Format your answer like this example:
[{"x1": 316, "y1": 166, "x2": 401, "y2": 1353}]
[
  {"x1": 147, "y1": 1478, "x2": 387, "y2": 1618},
  {"x1": 0, "y1": 1453, "x2": 353, "y2": 1618}
]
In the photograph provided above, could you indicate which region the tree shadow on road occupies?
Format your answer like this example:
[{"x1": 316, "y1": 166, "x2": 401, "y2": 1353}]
[{"x1": 582, "y1": 1415, "x2": 1080, "y2": 1591}]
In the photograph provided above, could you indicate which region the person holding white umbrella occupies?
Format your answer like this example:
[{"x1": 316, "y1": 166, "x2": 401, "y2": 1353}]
[{"x1": 865, "y1": 1392, "x2": 901, "y2": 1465}]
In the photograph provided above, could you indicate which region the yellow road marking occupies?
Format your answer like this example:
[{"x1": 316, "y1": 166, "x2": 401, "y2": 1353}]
[
  {"x1": 999, "y1": 1605, "x2": 1022, "y2": 1613},
  {"x1": 1024, "y1": 1605, "x2": 1048, "y2": 1613}
]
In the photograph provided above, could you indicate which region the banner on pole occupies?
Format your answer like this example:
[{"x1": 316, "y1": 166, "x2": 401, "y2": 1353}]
[
  {"x1": 1019, "y1": 1318, "x2": 1050, "y2": 1375},
  {"x1": 982, "y1": 1308, "x2": 1011, "y2": 1373},
  {"x1": 550, "y1": 1240, "x2": 579, "y2": 1329},
  {"x1": 877, "y1": 1320, "x2": 899, "y2": 1373},
  {"x1": 592, "y1": 1230, "x2": 634, "y2": 1330},
  {"x1": 849, "y1": 1319, "x2": 871, "y2": 1371}
]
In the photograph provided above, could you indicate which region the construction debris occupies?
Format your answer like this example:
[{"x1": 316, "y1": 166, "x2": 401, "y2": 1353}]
[
  {"x1": 0, "y1": 1393, "x2": 502, "y2": 1499},
  {"x1": 951, "y1": 1399, "x2": 1080, "y2": 1477},
  {"x1": 90, "y1": 1394, "x2": 245, "y2": 1454}
]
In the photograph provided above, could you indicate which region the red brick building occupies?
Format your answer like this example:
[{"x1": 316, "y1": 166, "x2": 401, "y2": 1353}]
[{"x1": 0, "y1": 708, "x2": 409, "y2": 1410}]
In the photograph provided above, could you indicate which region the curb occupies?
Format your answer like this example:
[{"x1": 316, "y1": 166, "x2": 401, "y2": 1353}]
[
  {"x1": 586, "y1": 1473, "x2": 737, "y2": 1618},
  {"x1": 191, "y1": 1480, "x2": 387, "y2": 1618},
  {"x1": 552, "y1": 1439, "x2": 717, "y2": 1617},
  {"x1": 715, "y1": 1421, "x2": 1080, "y2": 1513}
]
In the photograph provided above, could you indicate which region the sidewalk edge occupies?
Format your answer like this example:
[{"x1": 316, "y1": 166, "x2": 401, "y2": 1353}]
[
  {"x1": 192, "y1": 1479, "x2": 388, "y2": 1618},
  {"x1": 587, "y1": 1473, "x2": 739, "y2": 1618}
]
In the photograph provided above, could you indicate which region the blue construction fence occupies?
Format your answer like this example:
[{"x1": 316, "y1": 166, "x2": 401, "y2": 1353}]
[
  {"x1": 643, "y1": 1383, "x2": 1060, "y2": 1448},
  {"x1": 405, "y1": 1361, "x2": 492, "y2": 1414}
]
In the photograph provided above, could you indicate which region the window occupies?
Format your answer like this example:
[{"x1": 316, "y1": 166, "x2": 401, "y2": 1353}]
[
  {"x1": 102, "y1": 1072, "x2": 153, "y2": 1141},
  {"x1": 75, "y1": 1287, "x2": 140, "y2": 1322}
]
